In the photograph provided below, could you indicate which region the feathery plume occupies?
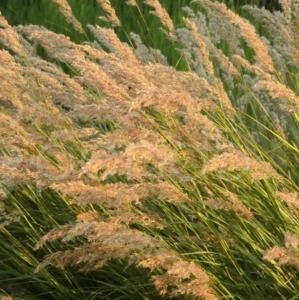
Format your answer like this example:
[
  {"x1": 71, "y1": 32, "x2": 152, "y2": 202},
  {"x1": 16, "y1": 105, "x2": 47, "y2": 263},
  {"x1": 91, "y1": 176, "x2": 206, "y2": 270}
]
[
  {"x1": 176, "y1": 20, "x2": 234, "y2": 113},
  {"x1": 1, "y1": 7, "x2": 297, "y2": 298},
  {"x1": 17, "y1": 25, "x2": 129, "y2": 100},
  {"x1": 88, "y1": 25, "x2": 138, "y2": 64},
  {"x1": 231, "y1": 54, "x2": 269, "y2": 78},
  {"x1": 129, "y1": 32, "x2": 168, "y2": 64},
  {"x1": 203, "y1": 150, "x2": 279, "y2": 180},
  {"x1": 277, "y1": 192, "x2": 299, "y2": 210},
  {"x1": 263, "y1": 231, "x2": 299, "y2": 269},
  {"x1": 96, "y1": 0, "x2": 121, "y2": 27},
  {"x1": 205, "y1": 191, "x2": 254, "y2": 219},
  {"x1": 126, "y1": 0, "x2": 137, "y2": 6},
  {"x1": 193, "y1": 0, "x2": 275, "y2": 73},
  {"x1": 0, "y1": 11, "x2": 9, "y2": 28},
  {"x1": 279, "y1": 0, "x2": 293, "y2": 19},
  {"x1": 0, "y1": 113, "x2": 32, "y2": 154},
  {"x1": 0, "y1": 12, "x2": 26, "y2": 56},
  {"x1": 51, "y1": 180, "x2": 187, "y2": 209},
  {"x1": 183, "y1": 18, "x2": 215, "y2": 80},
  {"x1": 144, "y1": 0, "x2": 175, "y2": 34},
  {"x1": 81, "y1": 139, "x2": 177, "y2": 181},
  {"x1": 253, "y1": 78, "x2": 299, "y2": 113},
  {"x1": 36, "y1": 219, "x2": 217, "y2": 299},
  {"x1": 0, "y1": 296, "x2": 14, "y2": 300},
  {"x1": 0, "y1": 51, "x2": 27, "y2": 110},
  {"x1": 243, "y1": 4, "x2": 299, "y2": 67},
  {"x1": 50, "y1": 0, "x2": 84, "y2": 33}
]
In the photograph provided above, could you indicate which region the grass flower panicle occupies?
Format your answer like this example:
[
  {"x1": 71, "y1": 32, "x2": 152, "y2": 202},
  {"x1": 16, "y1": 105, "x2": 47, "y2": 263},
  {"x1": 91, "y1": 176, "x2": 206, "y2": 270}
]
[
  {"x1": 144, "y1": 0, "x2": 175, "y2": 34},
  {"x1": 50, "y1": 0, "x2": 84, "y2": 33},
  {"x1": 96, "y1": 0, "x2": 121, "y2": 27},
  {"x1": 0, "y1": 1, "x2": 298, "y2": 299},
  {"x1": 263, "y1": 231, "x2": 299, "y2": 269}
]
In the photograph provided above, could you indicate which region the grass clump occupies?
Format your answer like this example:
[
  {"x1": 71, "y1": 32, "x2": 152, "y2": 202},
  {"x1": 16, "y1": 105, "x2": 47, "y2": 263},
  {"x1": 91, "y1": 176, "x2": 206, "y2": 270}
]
[{"x1": 0, "y1": 0, "x2": 298, "y2": 299}]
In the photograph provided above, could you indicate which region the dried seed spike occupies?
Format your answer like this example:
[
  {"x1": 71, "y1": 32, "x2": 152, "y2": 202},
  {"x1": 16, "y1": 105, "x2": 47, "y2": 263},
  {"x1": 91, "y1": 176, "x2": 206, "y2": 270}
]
[
  {"x1": 203, "y1": 150, "x2": 279, "y2": 180},
  {"x1": 1, "y1": 5, "x2": 297, "y2": 298},
  {"x1": 50, "y1": 0, "x2": 84, "y2": 33},
  {"x1": 36, "y1": 219, "x2": 217, "y2": 299},
  {"x1": 277, "y1": 192, "x2": 299, "y2": 210},
  {"x1": 129, "y1": 32, "x2": 168, "y2": 64},
  {"x1": 144, "y1": 0, "x2": 175, "y2": 34},
  {"x1": 263, "y1": 231, "x2": 299, "y2": 269},
  {"x1": 285, "y1": 231, "x2": 299, "y2": 249},
  {"x1": 232, "y1": 54, "x2": 269, "y2": 78},
  {"x1": 243, "y1": 4, "x2": 299, "y2": 67},
  {"x1": 279, "y1": 0, "x2": 292, "y2": 19},
  {"x1": 88, "y1": 25, "x2": 139, "y2": 64},
  {"x1": 126, "y1": 0, "x2": 137, "y2": 6},
  {"x1": 183, "y1": 18, "x2": 215, "y2": 80},
  {"x1": 0, "y1": 12, "x2": 26, "y2": 56},
  {"x1": 0, "y1": 296, "x2": 14, "y2": 300},
  {"x1": 205, "y1": 191, "x2": 254, "y2": 220},
  {"x1": 0, "y1": 11, "x2": 9, "y2": 28},
  {"x1": 140, "y1": 254, "x2": 218, "y2": 299},
  {"x1": 193, "y1": 0, "x2": 275, "y2": 73},
  {"x1": 96, "y1": 0, "x2": 121, "y2": 27},
  {"x1": 253, "y1": 79, "x2": 299, "y2": 113},
  {"x1": 176, "y1": 19, "x2": 234, "y2": 113}
]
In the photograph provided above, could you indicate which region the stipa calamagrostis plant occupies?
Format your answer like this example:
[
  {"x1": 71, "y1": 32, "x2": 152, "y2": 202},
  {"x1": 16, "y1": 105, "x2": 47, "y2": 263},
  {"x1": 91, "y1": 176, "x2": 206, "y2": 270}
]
[{"x1": 0, "y1": 0, "x2": 298, "y2": 299}]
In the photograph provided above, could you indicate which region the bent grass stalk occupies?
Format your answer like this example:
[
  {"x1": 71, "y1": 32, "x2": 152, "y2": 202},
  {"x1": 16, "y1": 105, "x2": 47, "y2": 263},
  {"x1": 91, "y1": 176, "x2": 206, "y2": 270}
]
[{"x1": 0, "y1": 0, "x2": 298, "y2": 299}]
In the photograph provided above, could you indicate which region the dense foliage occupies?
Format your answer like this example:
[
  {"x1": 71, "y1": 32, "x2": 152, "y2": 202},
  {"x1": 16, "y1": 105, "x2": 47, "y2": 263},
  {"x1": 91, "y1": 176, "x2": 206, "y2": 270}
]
[{"x1": 0, "y1": 0, "x2": 298, "y2": 299}]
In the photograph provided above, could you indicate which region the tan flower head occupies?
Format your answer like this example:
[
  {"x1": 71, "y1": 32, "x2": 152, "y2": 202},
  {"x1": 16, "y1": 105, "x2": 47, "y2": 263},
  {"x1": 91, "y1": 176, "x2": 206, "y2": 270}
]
[
  {"x1": 50, "y1": 0, "x2": 84, "y2": 33},
  {"x1": 96, "y1": 0, "x2": 121, "y2": 27},
  {"x1": 144, "y1": 0, "x2": 175, "y2": 34}
]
